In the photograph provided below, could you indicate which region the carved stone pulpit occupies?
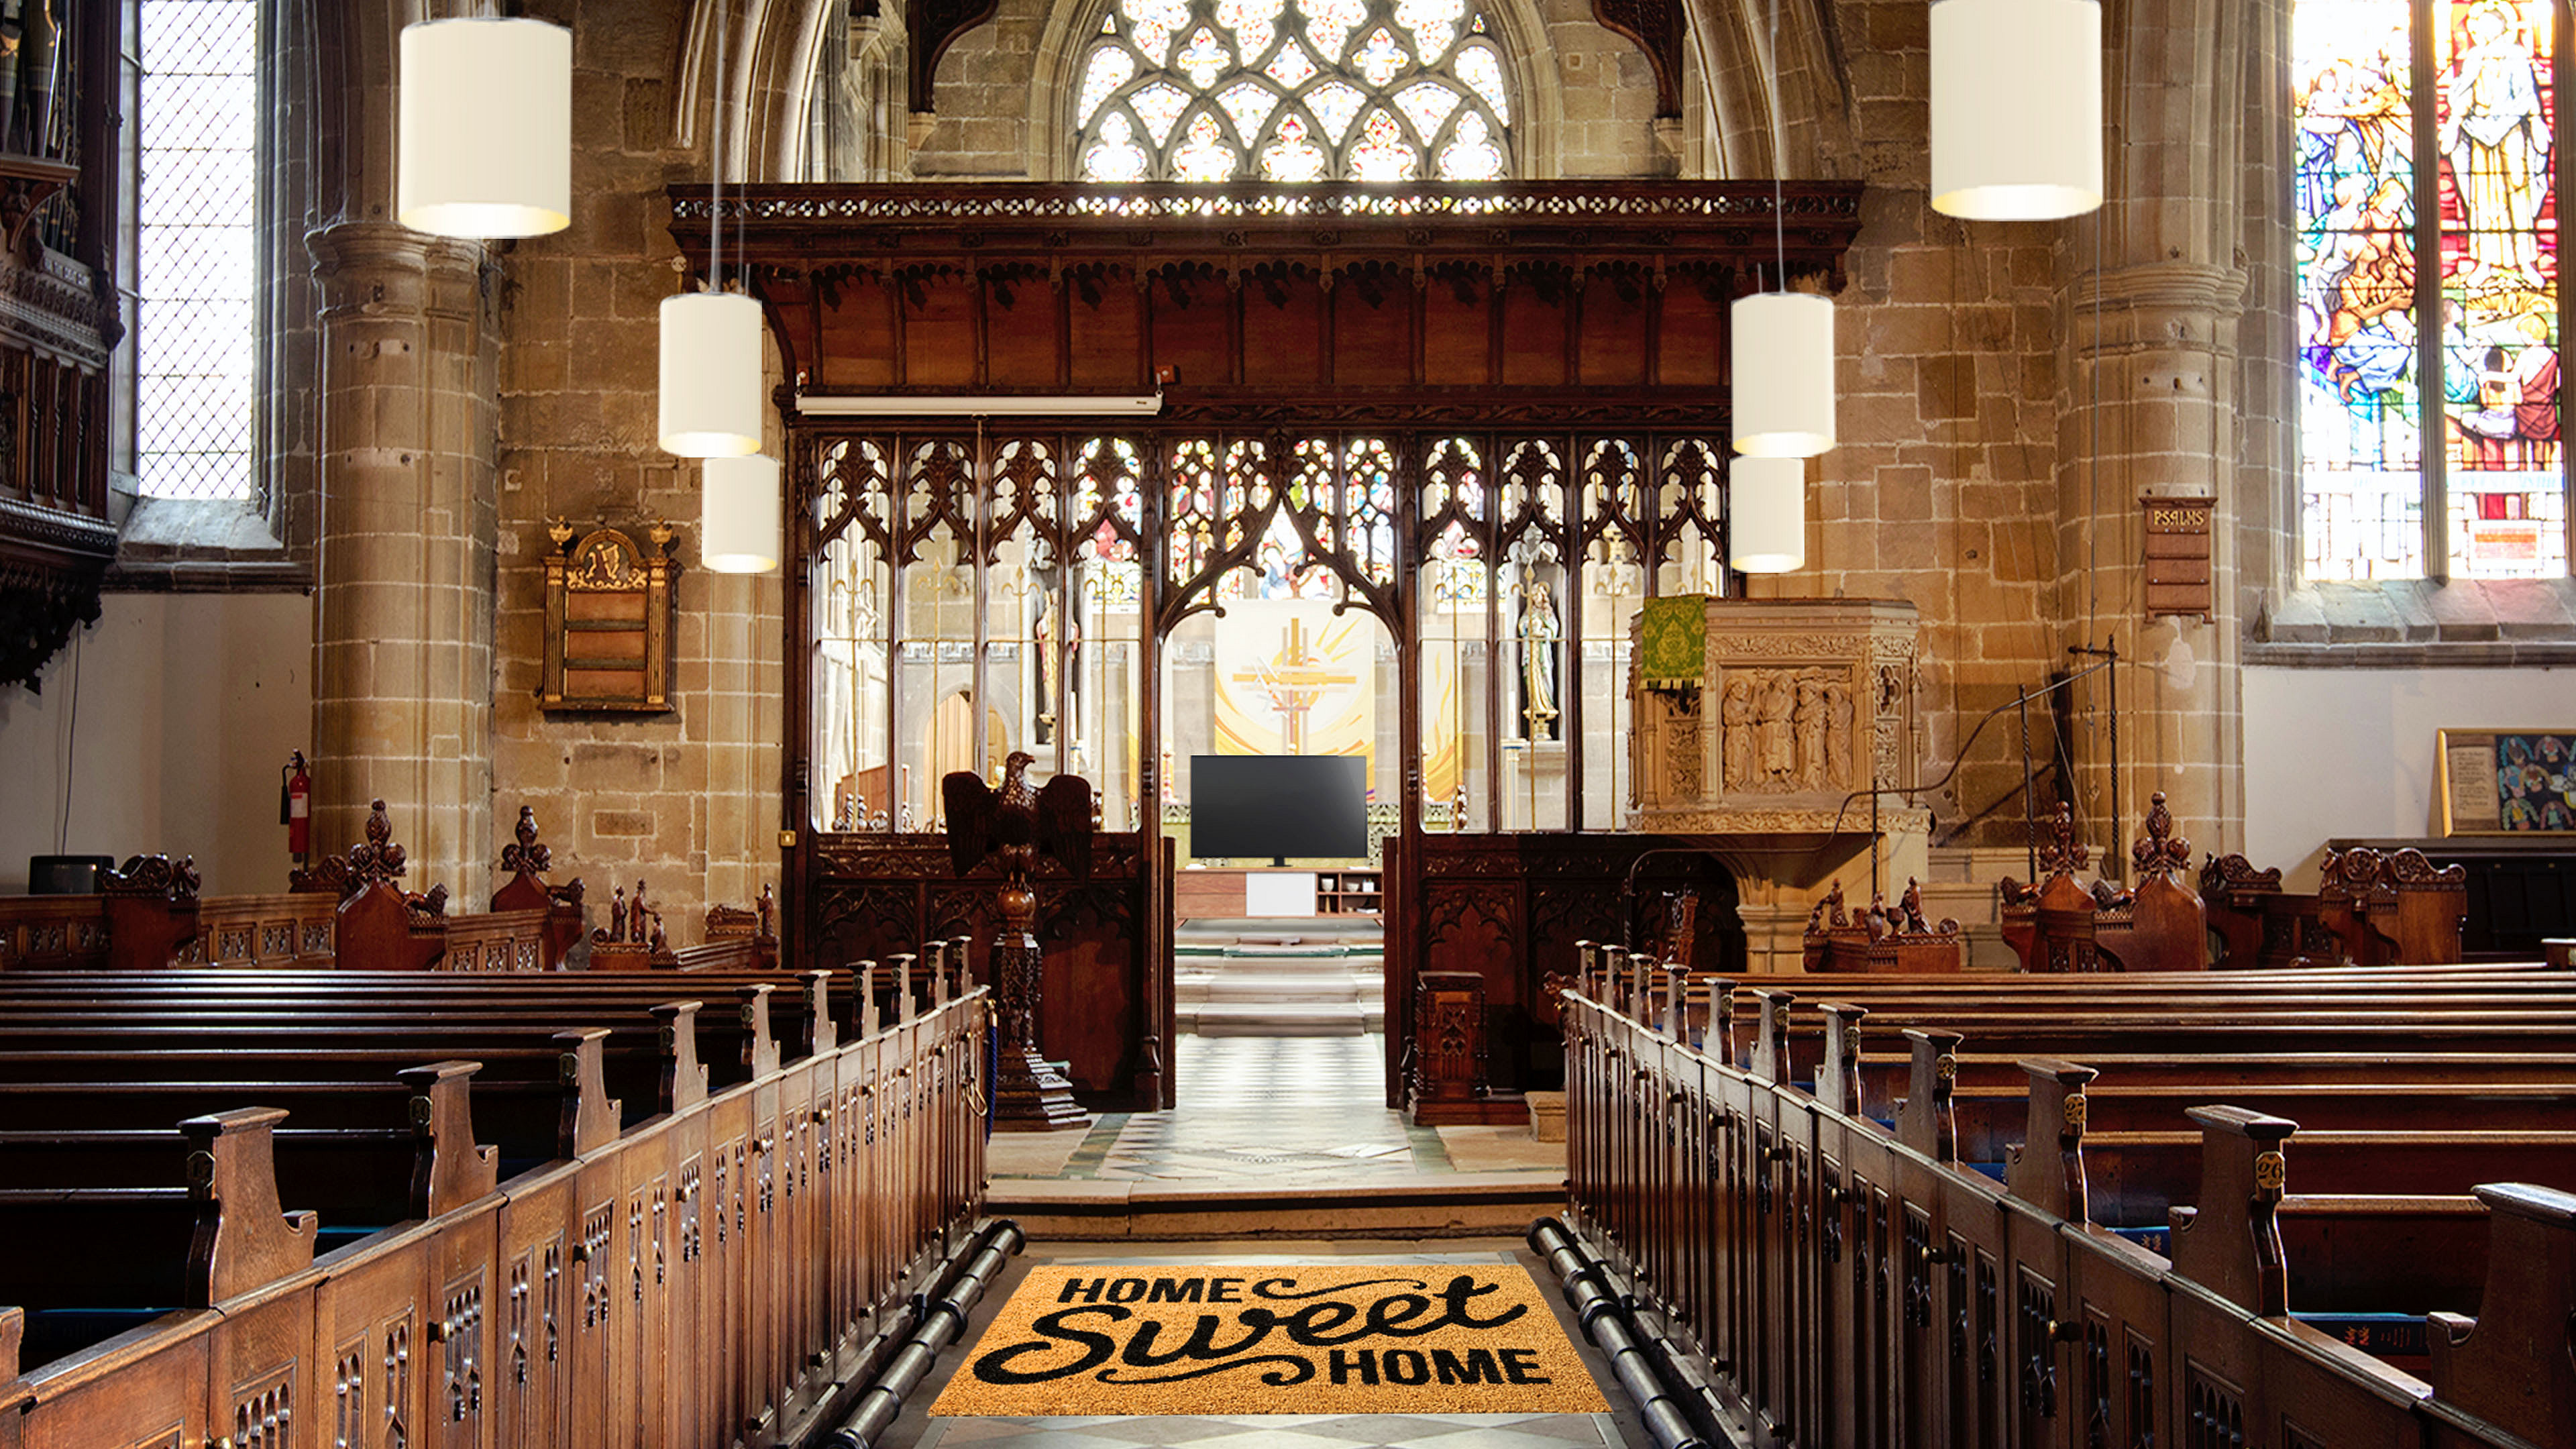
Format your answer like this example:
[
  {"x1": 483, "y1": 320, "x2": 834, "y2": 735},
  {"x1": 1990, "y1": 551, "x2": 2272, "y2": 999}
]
[{"x1": 1629, "y1": 598, "x2": 1929, "y2": 971}]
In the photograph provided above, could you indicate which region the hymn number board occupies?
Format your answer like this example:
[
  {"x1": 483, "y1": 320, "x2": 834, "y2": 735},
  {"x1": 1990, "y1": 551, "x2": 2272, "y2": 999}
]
[
  {"x1": 542, "y1": 521, "x2": 680, "y2": 712},
  {"x1": 2142, "y1": 496, "x2": 2216, "y2": 619}
]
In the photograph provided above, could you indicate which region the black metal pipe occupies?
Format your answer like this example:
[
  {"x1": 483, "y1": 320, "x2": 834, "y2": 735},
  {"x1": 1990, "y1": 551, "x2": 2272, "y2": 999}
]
[
  {"x1": 1527, "y1": 1218, "x2": 1713, "y2": 1449},
  {"x1": 817, "y1": 1218, "x2": 1025, "y2": 1449}
]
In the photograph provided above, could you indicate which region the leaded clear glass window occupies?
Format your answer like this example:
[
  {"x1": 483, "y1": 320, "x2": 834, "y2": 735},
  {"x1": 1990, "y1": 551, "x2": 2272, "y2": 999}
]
[
  {"x1": 1075, "y1": 0, "x2": 1514, "y2": 182},
  {"x1": 2296, "y1": 0, "x2": 2573, "y2": 580},
  {"x1": 135, "y1": 0, "x2": 259, "y2": 500}
]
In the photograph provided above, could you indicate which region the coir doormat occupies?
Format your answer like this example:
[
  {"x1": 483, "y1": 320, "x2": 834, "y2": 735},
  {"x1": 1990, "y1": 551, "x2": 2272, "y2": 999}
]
[{"x1": 929, "y1": 1263, "x2": 1609, "y2": 1416}]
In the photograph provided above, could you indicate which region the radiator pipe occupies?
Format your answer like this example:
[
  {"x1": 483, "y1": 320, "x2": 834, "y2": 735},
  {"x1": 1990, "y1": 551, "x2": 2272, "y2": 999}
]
[
  {"x1": 1528, "y1": 1218, "x2": 1713, "y2": 1449},
  {"x1": 818, "y1": 1218, "x2": 1025, "y2": 1449}
]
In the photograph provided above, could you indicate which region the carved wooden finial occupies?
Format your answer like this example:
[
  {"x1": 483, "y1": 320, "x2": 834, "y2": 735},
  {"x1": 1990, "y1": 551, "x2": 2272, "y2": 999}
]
[
  {"x1": 343, "y1": 800, "x2": 409, "y2": 887},
  {"x1": 2037, "y1": 802, "x2": 2088, "y2": 875},
  {"x1": 102, "y1": 853, "x2": 202, "y2": 904},
  {"x1": 500, "y1": 806, "x2": 553, "y2": 875},
  {"x1": 547, "y1": 516, "x2": 576, "y2": 550},
  {"x1": 2131, "y1": 792, "x2": 2190, "y2": 879}
]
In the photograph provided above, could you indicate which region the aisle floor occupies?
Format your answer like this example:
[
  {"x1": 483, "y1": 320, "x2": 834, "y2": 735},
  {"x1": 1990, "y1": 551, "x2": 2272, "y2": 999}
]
[
  {"x1": 877, "y1": 1240, "x2": 1648, "y2": 1449},
  {"x1": 987, "y1": 1036, "x2": 1560, "y2": 1185}
]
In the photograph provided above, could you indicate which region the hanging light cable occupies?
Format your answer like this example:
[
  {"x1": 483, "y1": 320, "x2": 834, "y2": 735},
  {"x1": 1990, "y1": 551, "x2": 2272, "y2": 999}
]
[
  {"x1": 397, "y1": 14, "x2": 571, "y2": 238},
  {"x1": 660, "y1": 0, "x2": 765, "y2": 457},
  {"x1": 1931, "y1": 0, "x2": 2104, "y2": 220},
  {"x1": 1730, "y1": 0, "x2": 1834, "y2": 459}
]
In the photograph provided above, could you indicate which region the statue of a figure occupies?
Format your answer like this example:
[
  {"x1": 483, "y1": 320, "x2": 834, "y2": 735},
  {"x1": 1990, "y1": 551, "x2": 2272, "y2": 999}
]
[
  {"x1": 1756, "y1": 672, "x2": 1798, "y2": 784},
  {"x1": 1721, "y1": 674, "x2": 1758, "y2": 791},
  {"x1": 1823, "y1": 678, "x2": 1856, "y2": 786},
  {"x1": 1034, "y1": 587, "x2": 1061, "y2": 744},
  {"x1": 1794, "y1": 672, "x2": 1828, "y2": 790},
  {"x1": 608, "y1": 883, "x2": 629, "y2": 942},
  {"x1": 1519, "y1": 580, "x2": 1560, "y2": 740}
]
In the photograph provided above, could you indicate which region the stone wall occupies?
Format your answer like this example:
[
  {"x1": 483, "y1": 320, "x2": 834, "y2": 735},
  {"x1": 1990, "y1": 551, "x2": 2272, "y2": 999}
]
[{"x1": 481, "y1": 0, "x2": 787, "y2": 936}]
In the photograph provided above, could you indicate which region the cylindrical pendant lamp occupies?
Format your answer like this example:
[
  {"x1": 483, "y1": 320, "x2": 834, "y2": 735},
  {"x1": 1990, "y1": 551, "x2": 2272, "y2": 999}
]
[
  {"x1": 702, "y1": 454, "x2": 783, "y2": 574},
  {"x1": 397, "y1": 18, "x2": 572, "y2": 238},
  {"x1": 660, "y1": 290, "x2": 766, "y2": 458},
  {"x1": 1731, "y1": 290, "x2": 1836, "y2": 458},
  {"x1": 1728, "y1": 456, "x2": 1807, "y2": 574},
  {"x1": 1931, "y1": 0, "x2": 2104, "y2": 220}
]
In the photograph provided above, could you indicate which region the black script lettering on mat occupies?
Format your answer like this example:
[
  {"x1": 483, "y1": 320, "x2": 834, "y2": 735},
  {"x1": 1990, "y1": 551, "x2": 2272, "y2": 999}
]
[{"x1": 974, "y1": 1273, "x2": 1536, "y2": 1387}]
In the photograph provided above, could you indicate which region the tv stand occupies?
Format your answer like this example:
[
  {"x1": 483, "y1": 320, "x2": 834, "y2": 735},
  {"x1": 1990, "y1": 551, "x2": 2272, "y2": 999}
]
[{"x1": 1244, "y1": 868, "x2": 1318, "y2": 917}]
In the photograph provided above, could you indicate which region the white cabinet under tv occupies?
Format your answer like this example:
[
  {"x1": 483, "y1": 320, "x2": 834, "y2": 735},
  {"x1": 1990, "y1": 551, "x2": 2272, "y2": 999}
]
[{"x1": 1244, "y1": 870, "x2": 1320, "y2": 917}]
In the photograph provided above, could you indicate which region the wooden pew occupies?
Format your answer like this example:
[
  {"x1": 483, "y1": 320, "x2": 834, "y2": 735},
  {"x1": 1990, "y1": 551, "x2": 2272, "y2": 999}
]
[
  {"x1": 0, "y1": 1108, "x2": 319, "y2": 1368},
  {"x1": 1555, "y1": 964, "x2": 2576, "y2": 1449},
  {"x1": 2001, "y1": 796, "x2": 2210, "y2": 973},
  {"x1": 2200, "y1": 845, "x2": 2471, "y2": 970},
  {"x1": 0, "y1": 957, "x2": 991, "y2": 1449}
]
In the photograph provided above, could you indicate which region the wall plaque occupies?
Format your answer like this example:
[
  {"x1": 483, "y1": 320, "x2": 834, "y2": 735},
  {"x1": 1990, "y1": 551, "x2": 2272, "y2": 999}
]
[
  {"x1": 2141, "y1": 496, "x2": 2215, "y2": 619},
  {"x1": 541, "y1": 520, "x2": 679, "y2": 712}
]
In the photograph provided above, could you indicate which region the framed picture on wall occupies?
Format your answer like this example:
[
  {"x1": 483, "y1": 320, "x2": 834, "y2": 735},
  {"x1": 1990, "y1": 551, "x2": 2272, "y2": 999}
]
[{"x1": 2438, "y1": 729, "x2": 2576, "y2": 835}]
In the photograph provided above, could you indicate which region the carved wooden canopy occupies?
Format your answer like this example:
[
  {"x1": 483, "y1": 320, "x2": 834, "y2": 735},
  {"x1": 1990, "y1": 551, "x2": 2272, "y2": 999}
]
[
  {"x1": 0, "y1": 1, "x2": 120, "y2": 691},
  {"x1": 672, "y1": 180, "x2": 1864, "y2": 427}
]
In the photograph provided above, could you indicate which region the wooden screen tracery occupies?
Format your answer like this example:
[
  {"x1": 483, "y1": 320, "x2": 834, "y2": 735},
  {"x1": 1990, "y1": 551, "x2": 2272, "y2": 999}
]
[{"x1": 800, "y1": 427, "x2": 1746, "y2": 833}]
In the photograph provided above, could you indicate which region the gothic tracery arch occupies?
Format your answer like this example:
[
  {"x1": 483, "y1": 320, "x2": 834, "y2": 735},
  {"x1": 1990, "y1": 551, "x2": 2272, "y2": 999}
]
[{"x1": 1067, "y1": 0, "x2": 1519, "y2": 182}]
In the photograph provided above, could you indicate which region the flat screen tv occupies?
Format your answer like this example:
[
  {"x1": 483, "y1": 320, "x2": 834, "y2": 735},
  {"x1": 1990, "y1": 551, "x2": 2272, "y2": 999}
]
[{"x1": 1190, "y1": 754, "x2": 1369, "y2": 865}]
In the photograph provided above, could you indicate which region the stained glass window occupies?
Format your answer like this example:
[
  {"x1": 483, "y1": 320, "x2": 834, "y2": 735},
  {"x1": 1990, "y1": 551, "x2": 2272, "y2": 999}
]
[
  {"x1": 2297, "y1": 0, "x2": 2571, "y2": 580},
  {"x1": 1074, "y1": 0, "x2": 1513, "y2": 182},
  {"x1": 138, "y1": 0, "x2": 260, "y2": 500}
]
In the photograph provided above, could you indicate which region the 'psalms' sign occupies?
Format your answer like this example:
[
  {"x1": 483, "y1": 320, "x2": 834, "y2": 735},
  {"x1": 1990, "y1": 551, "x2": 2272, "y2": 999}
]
[{"x1": 928, "y1": 1263, "x2": 1608, "y2": 1416}]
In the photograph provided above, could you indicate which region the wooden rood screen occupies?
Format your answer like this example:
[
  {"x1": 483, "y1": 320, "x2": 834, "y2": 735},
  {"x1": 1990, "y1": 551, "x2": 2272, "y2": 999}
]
[
  {"x1": 688, "y1": 180, "x2": 1866, "y2": 1110},
  {"x1": 1560, "y1": 957, "x2": 2576, "y2": 1449},
  {"x1": 0, "y1": 963, "x2": 991, "y2": 1449}
]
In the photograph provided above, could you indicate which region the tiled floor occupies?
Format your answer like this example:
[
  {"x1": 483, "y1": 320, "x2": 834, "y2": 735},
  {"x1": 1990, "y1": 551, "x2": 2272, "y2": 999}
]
[
  {"x1": 985, "y1": 1036, "x2": 1562, "y2": 1185},
  {"x1": 880, "y1": 1242, "x2": 1645, "y2": 1449}
]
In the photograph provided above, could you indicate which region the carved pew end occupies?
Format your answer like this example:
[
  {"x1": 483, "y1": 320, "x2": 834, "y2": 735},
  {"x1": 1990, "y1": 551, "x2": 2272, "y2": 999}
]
[{"x1": 2425, "y1": 1182, "x2": 2576, "y2": 1437}]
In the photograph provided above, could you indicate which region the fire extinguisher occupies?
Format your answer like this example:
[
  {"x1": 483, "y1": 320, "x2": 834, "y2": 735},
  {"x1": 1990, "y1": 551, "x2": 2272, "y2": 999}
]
[{"x1": 281, "y1": 750, "x2": 311, "y2": 862}]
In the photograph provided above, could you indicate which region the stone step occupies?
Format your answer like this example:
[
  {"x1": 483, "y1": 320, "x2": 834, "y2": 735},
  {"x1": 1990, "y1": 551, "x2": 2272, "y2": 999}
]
[
  {"x1": 1178, "y1": 977, "x2": 1374, "y2": 1001},
  {"x1": 1179, "y1": 1001, "x2": 1373, "y2": 1037}
]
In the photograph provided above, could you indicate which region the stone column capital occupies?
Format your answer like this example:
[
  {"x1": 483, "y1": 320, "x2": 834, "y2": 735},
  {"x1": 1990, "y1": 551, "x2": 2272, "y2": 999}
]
[
  {"x1": 2070, "y1": 259, "x2": 2249, "y2": 320},
  {"x1": 307, "y1": 221, "x2": 488, "y2": 313}
]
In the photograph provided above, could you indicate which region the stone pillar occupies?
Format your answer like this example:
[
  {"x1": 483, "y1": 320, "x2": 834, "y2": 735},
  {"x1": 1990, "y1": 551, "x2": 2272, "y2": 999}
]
[
  {"x1": 2052, "y1": 0, "x2": 2261, "y2": 874},
  {"x1": 308, "y1": 221, "x2": 500, "y2": 902},
  {"x1": 2059, "y1": 261, "x2": 2247, "y2": 871}
]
